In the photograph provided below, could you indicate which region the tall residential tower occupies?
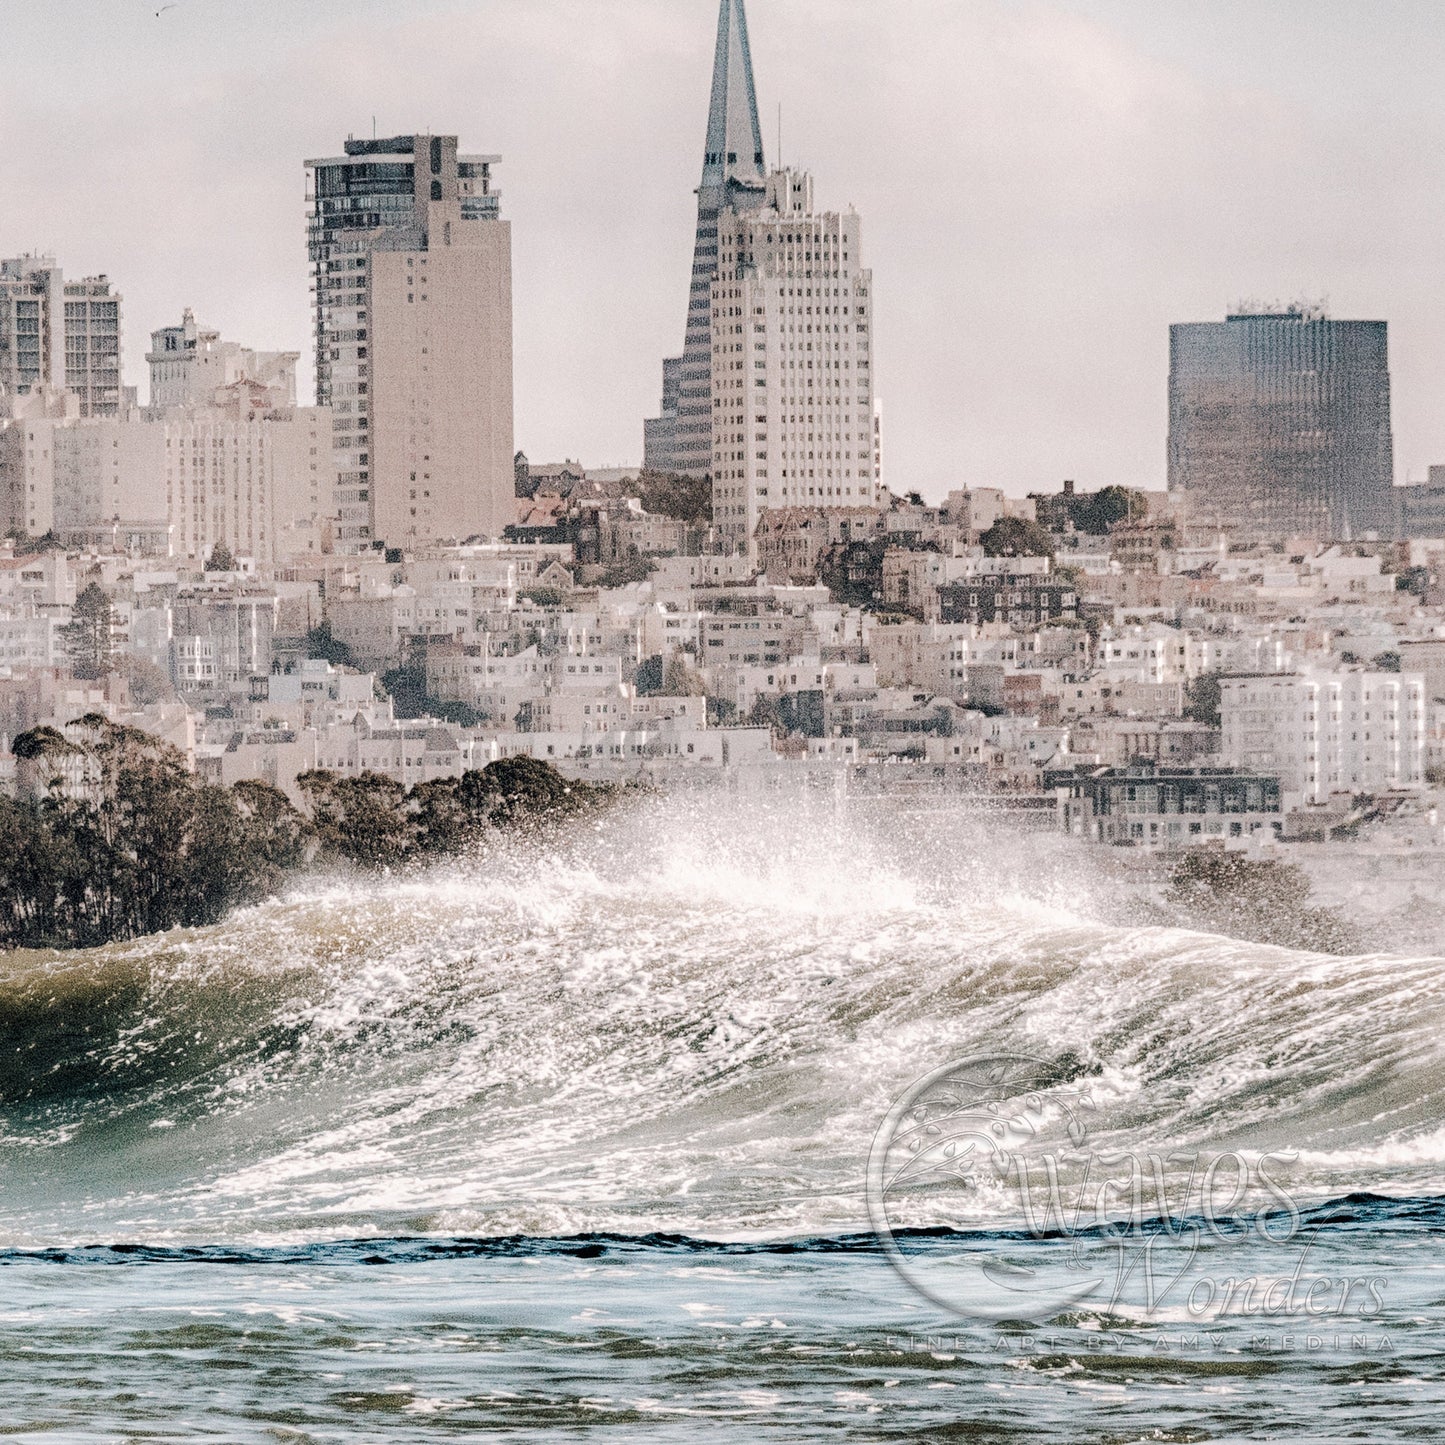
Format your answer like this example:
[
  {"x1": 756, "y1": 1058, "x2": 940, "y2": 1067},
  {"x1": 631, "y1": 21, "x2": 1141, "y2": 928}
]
[
  {"x1": 644, "y1": 0, "x2": 767, "y2": 477},
  {"x1": 306, "y1": 134, "x2": 513, "y2": 552},
  {"x1": 0, "y1": 255, "x2": 122, "y2": 418}
]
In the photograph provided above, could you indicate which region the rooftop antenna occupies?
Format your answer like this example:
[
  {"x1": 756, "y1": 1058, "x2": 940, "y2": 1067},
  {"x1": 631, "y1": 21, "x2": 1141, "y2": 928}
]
[
  {"x1": 372, "y1": 115, "x2": 377, "y2": 140},
  {"x1": 777, "y1": 102, "x2": 782, "y2": 172}
]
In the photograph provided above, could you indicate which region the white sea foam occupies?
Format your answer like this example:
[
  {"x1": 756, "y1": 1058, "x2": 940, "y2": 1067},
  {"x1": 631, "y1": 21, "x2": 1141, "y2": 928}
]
[{"x1": 1, "y1": 788, "x2": 1444, "y2": 1247}]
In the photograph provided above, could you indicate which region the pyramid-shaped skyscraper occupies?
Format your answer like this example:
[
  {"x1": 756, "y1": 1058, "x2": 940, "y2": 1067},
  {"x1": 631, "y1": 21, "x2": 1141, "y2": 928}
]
[{"x1": 644, "y1": 0, "x2": 767, "y2": 476}]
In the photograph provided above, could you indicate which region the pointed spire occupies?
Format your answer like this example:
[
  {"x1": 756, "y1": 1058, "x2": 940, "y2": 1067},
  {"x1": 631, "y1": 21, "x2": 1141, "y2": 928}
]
[{"x1": 701, "y1": 0, "x2": 765, "y2": 193}]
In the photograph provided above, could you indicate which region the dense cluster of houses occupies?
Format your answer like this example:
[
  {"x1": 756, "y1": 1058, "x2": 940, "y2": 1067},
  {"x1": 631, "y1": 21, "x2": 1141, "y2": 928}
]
[{"x1": 5, "y1": 471, "x2": 1445, "y2": 852}]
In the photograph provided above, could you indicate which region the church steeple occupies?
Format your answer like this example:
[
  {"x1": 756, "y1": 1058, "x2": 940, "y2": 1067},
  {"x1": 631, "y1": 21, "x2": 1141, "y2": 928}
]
[{"x1": 701, "y1": 0, "x2": 766, "y2": 193}]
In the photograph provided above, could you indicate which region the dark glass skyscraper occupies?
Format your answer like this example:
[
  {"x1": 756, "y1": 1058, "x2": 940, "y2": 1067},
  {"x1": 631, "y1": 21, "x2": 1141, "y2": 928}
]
[
  {"x1": 643, "y1": 0, "x2": 767, "y2": 477},
  {"x1": 1168, "y1": 307, "x2": 1394, "y2": 538}
]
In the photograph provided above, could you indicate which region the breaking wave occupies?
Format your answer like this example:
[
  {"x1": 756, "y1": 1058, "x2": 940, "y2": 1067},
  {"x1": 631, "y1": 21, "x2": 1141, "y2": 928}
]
[{"x1": 2, "y1": 788, "x2": 1444, "y2": 1248}]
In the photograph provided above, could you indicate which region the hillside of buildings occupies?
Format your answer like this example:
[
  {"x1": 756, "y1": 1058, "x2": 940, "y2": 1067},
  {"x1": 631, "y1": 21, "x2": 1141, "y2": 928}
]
[
  {"x1": 5, "y1": 465, "x2": 1445, "y2": 952},
  {"x1": 6, "y1": 94, "x2": 1445, "y2": 969}
]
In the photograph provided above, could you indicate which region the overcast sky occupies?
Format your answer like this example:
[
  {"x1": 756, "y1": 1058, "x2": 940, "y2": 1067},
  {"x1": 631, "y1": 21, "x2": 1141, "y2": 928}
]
[{"x1": 5, "y1": 0, "x2": 1444, "y2": 499}]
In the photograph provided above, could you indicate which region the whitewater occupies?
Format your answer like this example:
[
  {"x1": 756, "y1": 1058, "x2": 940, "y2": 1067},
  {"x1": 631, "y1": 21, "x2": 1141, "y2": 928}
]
[{"x1": 2, "y1": 788, "x2": 1444, "y2": 1440}]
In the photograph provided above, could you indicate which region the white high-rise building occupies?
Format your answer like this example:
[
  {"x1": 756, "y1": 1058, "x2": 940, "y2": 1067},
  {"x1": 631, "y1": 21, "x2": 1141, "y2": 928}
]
[
  {"x1": 1221, "y1": 669, "x2": 1426, "y2": 805},
  {"x1": 710, "y1": 169, "x2": 878, "y2": 554}
]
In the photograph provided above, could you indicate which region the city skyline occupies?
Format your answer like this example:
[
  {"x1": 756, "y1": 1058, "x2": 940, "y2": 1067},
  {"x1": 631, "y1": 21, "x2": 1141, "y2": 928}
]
[{"x1": 7, "y1": 0, "x2": 1445, "y2": 497}]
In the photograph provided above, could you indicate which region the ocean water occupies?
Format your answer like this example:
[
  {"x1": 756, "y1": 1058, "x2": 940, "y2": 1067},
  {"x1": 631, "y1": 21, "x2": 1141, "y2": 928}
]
[{"x1": 2, "y1": 790, "x2": 1444, "y2": 1441}]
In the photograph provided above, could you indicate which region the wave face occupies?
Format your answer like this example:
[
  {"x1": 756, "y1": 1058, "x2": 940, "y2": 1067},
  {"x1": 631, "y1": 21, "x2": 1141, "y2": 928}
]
[{"x1": 2, "y1": 788, "x2": 1444, "y2": 1248}]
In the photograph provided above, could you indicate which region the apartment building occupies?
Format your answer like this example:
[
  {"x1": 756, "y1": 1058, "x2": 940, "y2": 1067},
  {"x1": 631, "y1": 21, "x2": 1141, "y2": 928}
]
[
  {"x1": 1221, "y1": 669, "x2": 1425, "y2": 804},
  {"x1": 0, "y1": 255, "x2": 123, "y2": 417},
  {"x1": 306, "y1": 133, "x2": 513, "y2": 552}
]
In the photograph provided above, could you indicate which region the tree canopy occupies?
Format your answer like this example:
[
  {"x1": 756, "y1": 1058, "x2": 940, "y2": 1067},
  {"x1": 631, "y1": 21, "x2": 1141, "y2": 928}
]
[
  {"x1": 1, "y1": 724, "x2": 613, "y2": 950},
  {"x1": 595, "y1": 555, "x2": 656, "y2": 589},
  {"x1": 1031, "y1": 485, "x2": 1147, "y2": 535},
  {"x1": 1166, "y1": 848, "x2": 1358, "y2": 953},
  {"x1": 980, "y1": 516, "x2": 1055, "y2": 559},
  {"x1": 61, "y1": 583, "x2": 117, "y2": 681},
  {"x1": 629, "y1": 470, "x2": 712, "y2": 526},
  {"x1": 1, "y1": 718, "x2": 301, "y2": 948},
  {"x1": 1182, "y1": 673, "x2": 1223, "y2": 727},
  {"x1": 295, "y1": 756, "x2": 609, "y2": 868},
  {"x1": 304, "y1": 621, "x2": 353, "y2": 667},
  {"x1": 1073, "y1": 486, "x2": 1142, "y2": 534}
]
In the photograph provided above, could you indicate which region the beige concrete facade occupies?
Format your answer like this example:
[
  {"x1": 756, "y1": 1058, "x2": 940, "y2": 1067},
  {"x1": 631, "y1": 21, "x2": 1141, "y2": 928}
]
[
  {"x1": 306, "y1": 135, "x2": 513, "y2": 554},
  {"x1": 160, "y1": 397, "x2": 330, "y2": 562},
  {"x1": 367, "y1": 226, "x2": 513, "y2": 548},
  {"x1": 0, "y1": 366, "x2": 332, "y2": 564}
]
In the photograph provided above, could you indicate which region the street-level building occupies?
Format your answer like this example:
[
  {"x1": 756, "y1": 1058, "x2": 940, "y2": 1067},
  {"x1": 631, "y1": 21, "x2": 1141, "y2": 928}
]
[
  {"x1": 1051, "y1": 762, "x2": 1283, "y2": 848},
  {"x1": 938, "y1": 572, "x2": 1077, "y2": 628}
]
